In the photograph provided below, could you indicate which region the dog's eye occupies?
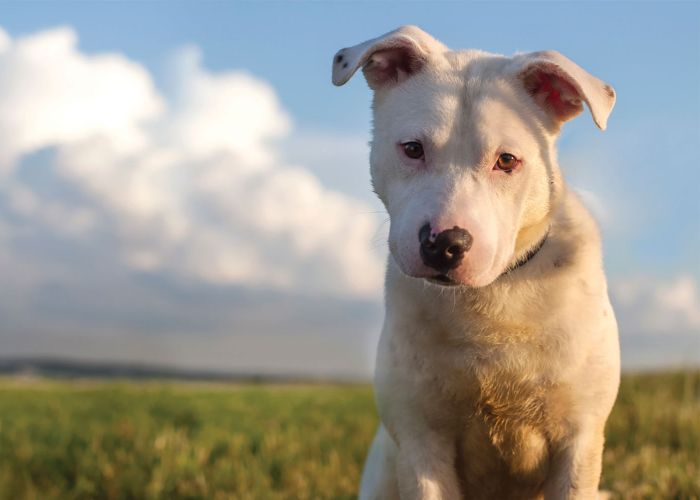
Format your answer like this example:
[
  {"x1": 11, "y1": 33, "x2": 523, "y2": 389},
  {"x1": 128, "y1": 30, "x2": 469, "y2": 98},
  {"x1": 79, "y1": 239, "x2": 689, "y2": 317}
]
[
  {"x1": 402, "y1": 141, "x2": 424, "y2": 160},
  {"x1": 495, "y1": 153, "x2": 518, "y2": 172}
]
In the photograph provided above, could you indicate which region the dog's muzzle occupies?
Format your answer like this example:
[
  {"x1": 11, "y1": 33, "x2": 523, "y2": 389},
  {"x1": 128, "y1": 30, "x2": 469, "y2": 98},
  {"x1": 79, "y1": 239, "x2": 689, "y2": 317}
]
[{"x1": 419, "y1": 223, "x2": 473, "y2": 274}]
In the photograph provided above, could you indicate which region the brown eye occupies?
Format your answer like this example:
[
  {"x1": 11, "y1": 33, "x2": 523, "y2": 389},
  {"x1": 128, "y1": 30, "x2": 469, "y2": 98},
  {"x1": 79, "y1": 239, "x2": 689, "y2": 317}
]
[
  {"x1": 403, "y1": 141, "x2": 424, "y2": 160},
  {"x1": 495, "y1": 153, "x2": 518, "y2": 172}
]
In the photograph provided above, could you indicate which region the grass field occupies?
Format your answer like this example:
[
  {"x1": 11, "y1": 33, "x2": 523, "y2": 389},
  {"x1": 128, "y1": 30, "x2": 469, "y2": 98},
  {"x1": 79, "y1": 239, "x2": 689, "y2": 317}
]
[{"x1": 0, "y1": 371, "x2": 698, "y2": 499}]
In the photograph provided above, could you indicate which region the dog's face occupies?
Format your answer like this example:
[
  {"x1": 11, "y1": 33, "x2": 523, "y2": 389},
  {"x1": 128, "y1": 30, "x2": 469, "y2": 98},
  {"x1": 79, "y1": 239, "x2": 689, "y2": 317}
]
[{"x1": 333, "y1": 26, "x2": 615, "y2": 287}]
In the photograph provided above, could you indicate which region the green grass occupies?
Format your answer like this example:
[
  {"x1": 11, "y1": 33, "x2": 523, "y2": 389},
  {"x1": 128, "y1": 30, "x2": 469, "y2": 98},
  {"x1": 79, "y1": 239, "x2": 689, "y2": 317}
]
[
  {"x1": 602, "y1": 371, "x2": 700, "y2": 499},
  {"x1": 0, "y1": 372, "x2": 697, "y2": 499}
]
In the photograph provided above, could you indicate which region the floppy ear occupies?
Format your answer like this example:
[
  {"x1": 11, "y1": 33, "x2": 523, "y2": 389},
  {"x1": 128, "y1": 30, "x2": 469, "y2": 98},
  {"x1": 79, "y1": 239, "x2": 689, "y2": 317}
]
[
  {"x1": 514, "y1": 51, "x2": 616, "y2": 130},
  {"x1": 332, "y1": 25, "x2": 444, "y2": 90}
]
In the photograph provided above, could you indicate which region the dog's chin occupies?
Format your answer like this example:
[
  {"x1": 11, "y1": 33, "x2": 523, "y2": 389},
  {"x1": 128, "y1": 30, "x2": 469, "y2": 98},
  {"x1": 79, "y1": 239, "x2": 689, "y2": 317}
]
[
  {"x1": 425, "y1": 274, "x2": 461, "y2": 287},
  {"x1": 396, "y1": 263, "x2": 466, "y2": 288},
  {"x1": 392, "y1": 254, "x2": 499, "y2": 288},
  {"x1": 424, "y1": 267, "x2": 502, "y2": 289}
]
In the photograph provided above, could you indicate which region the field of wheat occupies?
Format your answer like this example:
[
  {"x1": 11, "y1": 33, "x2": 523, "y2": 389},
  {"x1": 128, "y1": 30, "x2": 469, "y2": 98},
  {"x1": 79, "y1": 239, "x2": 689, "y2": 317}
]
[{"x1": 0, "y1": 371, "x2": 698, "y2": 499}]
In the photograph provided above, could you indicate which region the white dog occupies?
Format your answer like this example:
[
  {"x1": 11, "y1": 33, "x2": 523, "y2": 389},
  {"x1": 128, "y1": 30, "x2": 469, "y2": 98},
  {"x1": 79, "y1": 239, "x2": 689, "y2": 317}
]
[{"x1": 333, "y1": 26, "x2": 620, "y2": 500}]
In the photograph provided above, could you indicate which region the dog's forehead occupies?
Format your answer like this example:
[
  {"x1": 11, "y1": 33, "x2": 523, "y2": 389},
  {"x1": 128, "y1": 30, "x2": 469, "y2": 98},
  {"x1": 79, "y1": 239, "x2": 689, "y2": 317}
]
[
  {"x1": 401, "y1": 49, "x2": 505, "y2": 101},
  {"x1": 444, "y1": 48, "x2": 506, "y2": 76},
  {"x1": 375, "y1": 49, "x2": 526, "y2": 150}
]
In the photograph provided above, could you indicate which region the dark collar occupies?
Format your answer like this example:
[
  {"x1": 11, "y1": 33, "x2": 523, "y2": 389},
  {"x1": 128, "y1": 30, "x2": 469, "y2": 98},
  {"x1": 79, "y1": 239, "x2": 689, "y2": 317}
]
[{"x1": 502, "y1": 229, "x2": 550, "y2": 276}]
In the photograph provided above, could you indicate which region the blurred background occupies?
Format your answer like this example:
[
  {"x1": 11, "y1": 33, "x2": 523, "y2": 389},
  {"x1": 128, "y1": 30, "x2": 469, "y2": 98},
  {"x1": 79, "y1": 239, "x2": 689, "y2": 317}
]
[
  {"x1": 0, "y1": 2, "x2": 698, "y2": 379},
  {"x1": 0, "y1": 3, "x2": 698, "y2": 499}
]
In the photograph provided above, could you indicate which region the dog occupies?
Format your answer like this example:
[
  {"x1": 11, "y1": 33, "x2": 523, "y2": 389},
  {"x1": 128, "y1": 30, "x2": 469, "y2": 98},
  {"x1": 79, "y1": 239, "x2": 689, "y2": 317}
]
[{"x1": 332, "y1": 26, "x2": 620, "y2": 499}]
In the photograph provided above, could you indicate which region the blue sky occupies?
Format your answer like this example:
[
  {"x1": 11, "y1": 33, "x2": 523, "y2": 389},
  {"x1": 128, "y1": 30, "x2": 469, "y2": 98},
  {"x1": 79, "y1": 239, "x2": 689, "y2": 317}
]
[{"x1": 0, "y1": 3, "x2": 698, "y2": 376}]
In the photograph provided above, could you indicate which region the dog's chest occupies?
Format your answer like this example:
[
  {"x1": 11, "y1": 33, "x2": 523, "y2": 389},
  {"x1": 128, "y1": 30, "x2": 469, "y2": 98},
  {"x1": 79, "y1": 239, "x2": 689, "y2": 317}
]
[
  {"x1": 444, "y1": 351, "x2": 558, "y2": 495},
  {"x1": 391, "y1": 320, "x2": 568, "y2": 491}
]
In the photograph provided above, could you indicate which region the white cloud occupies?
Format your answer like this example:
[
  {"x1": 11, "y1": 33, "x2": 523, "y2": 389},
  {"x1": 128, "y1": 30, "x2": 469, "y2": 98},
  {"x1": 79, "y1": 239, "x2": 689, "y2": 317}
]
[
  {"x1": 0, "y1": 26, "x2": 384, "y2": 298},
  {"x1": 612, "y1": 274, "x2": 700, "y2": 334},
  {"x1": 0, "y1": 26, "x2": 162, "y2": 168},
  {"x1": 654, "y1": 276, "x2": 700, "y2": 329},
  {"x1": 279, "y1": 129, "x2": 375, "y2": 203},
  {"x1": 167, "y1": 46, "x2": 291, "y2": 165}
]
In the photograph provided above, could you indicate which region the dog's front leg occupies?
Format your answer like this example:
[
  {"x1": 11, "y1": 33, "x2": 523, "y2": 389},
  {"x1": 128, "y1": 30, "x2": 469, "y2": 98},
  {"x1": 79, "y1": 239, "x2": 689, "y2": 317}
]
[
  {"x1": 395, "y1": 434, "x2": 462, "y2": 500},
  {"x1": 544, "y1": 422, "x2": 606, "y2": 500}
]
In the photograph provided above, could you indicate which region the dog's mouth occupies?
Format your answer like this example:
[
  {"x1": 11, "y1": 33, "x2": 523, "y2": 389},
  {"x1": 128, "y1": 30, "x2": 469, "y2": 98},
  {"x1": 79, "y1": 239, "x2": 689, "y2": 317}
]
[{"x1": 425, "y1": 274, "x2": 459, "y2": 287}]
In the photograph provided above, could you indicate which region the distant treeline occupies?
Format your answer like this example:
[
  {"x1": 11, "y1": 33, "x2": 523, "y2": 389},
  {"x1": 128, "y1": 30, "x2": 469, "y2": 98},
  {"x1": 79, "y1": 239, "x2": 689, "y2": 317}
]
[{"x1": 0, "y1": 357, "x2": 356, "y2": 384}]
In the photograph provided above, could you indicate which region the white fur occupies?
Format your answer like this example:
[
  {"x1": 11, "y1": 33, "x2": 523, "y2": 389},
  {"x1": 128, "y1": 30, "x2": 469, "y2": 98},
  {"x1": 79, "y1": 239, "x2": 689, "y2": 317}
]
[{"x1": 334, "y1": 26, "x2": 620, "y2": 500}]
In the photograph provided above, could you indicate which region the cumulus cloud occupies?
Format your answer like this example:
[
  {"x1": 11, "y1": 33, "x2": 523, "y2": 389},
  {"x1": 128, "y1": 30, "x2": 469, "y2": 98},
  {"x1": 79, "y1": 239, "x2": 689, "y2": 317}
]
[
  {"x1": 655, "y1": 276, "x2": 700, "y2": 327},
  {"x1": 0, "y1": 26, "x2": 162, "y2": 167},
  {"x1": 610, "y1": 274, "x2": 700, "y2": 368},
  {"x1": 0, "y1": 26, "x2": 384, "y2": 298},
  {"x1": 167, "y1": 46, "x2": 291, "y2": 165},
  {"x1": 612, "y1": 274, "x2": 700, "y2": 335}
]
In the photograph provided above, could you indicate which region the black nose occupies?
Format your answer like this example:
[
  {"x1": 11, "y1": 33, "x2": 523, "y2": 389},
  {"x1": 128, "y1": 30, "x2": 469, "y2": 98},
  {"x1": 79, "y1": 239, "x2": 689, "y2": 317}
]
[{"x1": 419, "y1": 223, "x2": 473, "y2": 273}]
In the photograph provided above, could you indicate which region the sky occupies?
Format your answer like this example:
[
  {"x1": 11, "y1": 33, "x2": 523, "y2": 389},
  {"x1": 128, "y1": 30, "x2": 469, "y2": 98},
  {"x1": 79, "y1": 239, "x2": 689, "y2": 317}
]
[{"x1": 0, "y1": 2, "x2": 698, "y2": 377}]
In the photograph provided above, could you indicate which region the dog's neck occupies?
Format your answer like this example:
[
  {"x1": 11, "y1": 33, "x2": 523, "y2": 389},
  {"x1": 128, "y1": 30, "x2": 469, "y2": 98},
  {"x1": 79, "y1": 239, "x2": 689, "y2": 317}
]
[
  {"x1": 503, "y1": 227, "x2": 550, "y2": 276},
  {"x1": 508, "y1": 215, "x2": 552, "y2": 272}
]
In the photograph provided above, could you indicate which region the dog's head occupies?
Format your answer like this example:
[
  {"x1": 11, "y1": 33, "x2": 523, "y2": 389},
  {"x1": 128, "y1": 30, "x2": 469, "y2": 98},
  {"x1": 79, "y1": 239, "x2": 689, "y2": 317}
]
[{"x1": 333, "y1": 26, "x2": 615, "y2": 287}]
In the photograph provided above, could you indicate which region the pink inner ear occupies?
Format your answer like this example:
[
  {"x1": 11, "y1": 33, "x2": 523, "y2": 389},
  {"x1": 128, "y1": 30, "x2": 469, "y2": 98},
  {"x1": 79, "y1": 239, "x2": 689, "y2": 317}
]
[
  {"x1": 523, "y1": 67, "x2": 584, "y2": 124},
  {"x1": 363, "y1": 45, "x2": 425, "y2": 89}
]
